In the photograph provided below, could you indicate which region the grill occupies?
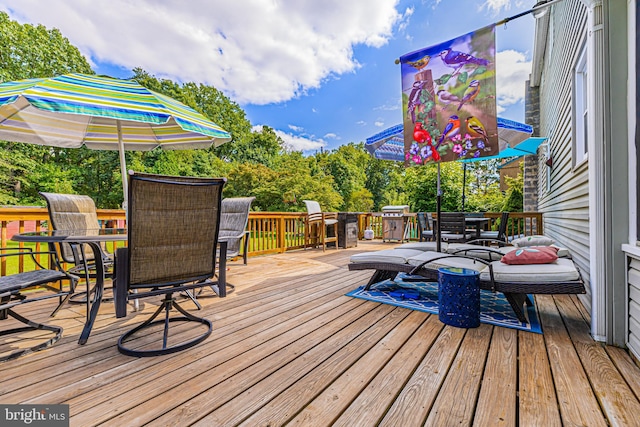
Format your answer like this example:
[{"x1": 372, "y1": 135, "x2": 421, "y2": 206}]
[
  {"x1": 381, "y1": 205, "x2": 411, "y2": 242},
  {"x1": 337, "y1": 212, "x2": 358, "y2": 248}
]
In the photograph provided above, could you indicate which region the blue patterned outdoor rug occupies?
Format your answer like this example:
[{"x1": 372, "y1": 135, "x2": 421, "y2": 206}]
[{"x1": 346, "y1": 274, "x2": 542, "y2": 334}]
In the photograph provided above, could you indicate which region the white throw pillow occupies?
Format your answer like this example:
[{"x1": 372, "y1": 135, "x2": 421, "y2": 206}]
[{"x1": 511, "y1": 235, "x2": 554, "y2": 247}]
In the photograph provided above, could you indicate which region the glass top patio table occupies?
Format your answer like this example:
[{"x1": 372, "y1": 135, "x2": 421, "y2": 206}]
[
  {"x1": 13, "y1": 228, "x2": 127, "y2": 242},
  {"x1": 12, "y1": 228, "x2": 127, "y2": 344}
]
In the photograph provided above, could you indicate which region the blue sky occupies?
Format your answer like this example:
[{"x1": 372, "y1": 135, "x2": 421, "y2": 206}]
[{"x1": 1, "y1": 0, "x2": 535, "y2": 154}]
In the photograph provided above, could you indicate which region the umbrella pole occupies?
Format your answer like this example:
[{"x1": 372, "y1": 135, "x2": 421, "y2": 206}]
[
  {"x1": 117, "y1": 120, "x2": 139, "y2": 310},
  {"x1": 462, "y1": 163, "x2": 467, "y2": 212},
  {"x1": 117, "y1": 121, "x2": 128, "y2": 211},
  {"x1": 436, "y1": 162, "x2": 442, "y2": 252}
]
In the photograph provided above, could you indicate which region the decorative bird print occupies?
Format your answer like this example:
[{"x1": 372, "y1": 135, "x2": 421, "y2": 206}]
[
  {"x1": 436, "y1": 89, "x2": 461, "y2": 105},
  {"x1": 465, "y1": 116, "x2": 489, "y2": 141},
  {"x1": 406, "y1": 54, "x2": 431, "y2": 70},
  {"x1": 457, "y1": 79, "x2": 480, "y2": 111},
  {"x1": 437, "y1": 115, "x2": 461, "y2": 147},
  {"x1": 439, "y1": 48, "x2": 490, "y2": 75},
  {"x1": 413, "y1": 122, "x2": 430, "y2": 143},
  {"x1": 413, "y1": 122, "x2": 439, "y2": 161},
  {"x1": 406, "y1": 80, "x2": 429, "y2": 122}
]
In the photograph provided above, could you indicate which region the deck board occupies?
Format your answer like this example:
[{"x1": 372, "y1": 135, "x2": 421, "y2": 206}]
[
  {"x1": 473, "y1": 326, "x2": 517, "y2": 426},
  {"x1": 518, "y1": 330, "x2": 562, "y2": 426},
  {"x1": 2, "y1": 240, "x2": 640, "y2": 426}
]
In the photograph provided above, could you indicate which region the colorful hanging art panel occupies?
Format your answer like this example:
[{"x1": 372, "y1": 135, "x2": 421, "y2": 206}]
[{"x1": 400, "y1": 25, "x2": 498, "y2": 165}]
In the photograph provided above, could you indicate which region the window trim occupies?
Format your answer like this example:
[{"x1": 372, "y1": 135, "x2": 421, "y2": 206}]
[{"x1": 572, "y1": 42, "x2": 589, "y2": 168}]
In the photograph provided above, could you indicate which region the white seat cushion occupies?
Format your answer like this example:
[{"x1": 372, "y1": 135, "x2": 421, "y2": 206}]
[
  {"x1": 551, "y1": 245, "x2": 570, "y2": 258},
  {"x1": 350, "y1": 248, "x2": 424, "y2": 264},
  {"x1": 446, "y1": 243, "x2": 517, "y2": 261},
  {"x1": 407, "y1": 251, "x2": 489, "y2": 272},
  {"x1": 395, "y1": 242, "x2": 447, "y2": 252},
  {"x1": 480, "y1": 258, "x2": 580, "y2": 283}
]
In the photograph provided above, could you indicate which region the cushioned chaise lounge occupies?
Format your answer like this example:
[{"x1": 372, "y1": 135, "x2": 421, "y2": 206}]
[{"x1": 348, "y1": 245, "x2": 586, "y2": 323}]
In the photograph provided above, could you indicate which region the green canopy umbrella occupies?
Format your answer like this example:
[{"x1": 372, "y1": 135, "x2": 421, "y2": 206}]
[{"x1": 0, "y1": 73, "x2": 232, "y2": 206}]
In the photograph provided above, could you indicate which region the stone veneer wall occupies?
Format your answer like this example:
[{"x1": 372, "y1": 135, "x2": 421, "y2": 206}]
[{"x1": 523, "y1": 80, "x2": 540, "y2": 212}]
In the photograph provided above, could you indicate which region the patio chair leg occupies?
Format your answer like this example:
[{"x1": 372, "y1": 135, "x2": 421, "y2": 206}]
[
  {"x1": 0, "y1": 308, "x2": 63, "y2": 362},
  {"x1": 50, "y1": 293, "x2": 72, "y2": 317},
  {"x1": 117, "y1": 294, "x2": 212, "y2": 357},
  {"x1": 503, "y1": 293, "x2": 530, "y2": 324},
  {"x1": 182, "y1": 290, "x2": 202, "y2": 310},
  {"x1": 364, "y1": 270, "x2": 398, "y2": 290}
]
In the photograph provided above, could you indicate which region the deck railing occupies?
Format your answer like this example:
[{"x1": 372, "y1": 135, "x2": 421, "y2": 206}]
[
  {"x1": 0, "y1": 207, "x2": 543, "y2": 274},
  {"x1": 365, "y1": 212, "x2": 543, "y2": 242}
]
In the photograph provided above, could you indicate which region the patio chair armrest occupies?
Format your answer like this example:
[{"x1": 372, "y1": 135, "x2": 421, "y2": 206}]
[
  {"x1": 0, "y1": 246, "x2": 65, "y2": 271},
  {"x1": 218, "y1": 232, "x2": 247, "y2": 241}
]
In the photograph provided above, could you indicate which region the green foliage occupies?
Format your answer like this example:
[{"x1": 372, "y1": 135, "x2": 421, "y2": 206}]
[
  {"x1": 462, "y1": 159, "x2": 506, "y2": 212},
  {"x1": 502, "y1": 168, "x2": 524, "y2": 212},
  {"x1": 0, "y1": 13, "x2": 93, "y2": 204},
  {"x1": 222, "y1": 152, "x2": 342, "y2": 212},
  {"x1": 403, "y1": 162, "x2": 462, "y2": 212},
  {"x1": 0, "y1": 11, "x2": 92, "y2": 81},
  {"x1": 319, "y1": 143, "x2": 371, "y2": 211},
  {"x1": 364, "y1": 158, "x2": 403, "y2": 211}
]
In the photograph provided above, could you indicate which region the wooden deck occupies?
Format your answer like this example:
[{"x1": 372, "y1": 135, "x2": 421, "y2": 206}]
[{"x1": 3, "y1": 240, "x2": 640, "y2": 426}]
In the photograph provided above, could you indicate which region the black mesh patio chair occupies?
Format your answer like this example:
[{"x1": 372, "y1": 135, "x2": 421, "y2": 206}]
[
  {"x1": 0, "y1": 247, "x2": 78, "y2": 361},
  {"x1": 40, "y1": 192, "x2": 114, "y2": 302},
  {"x1": 219, "y1": 196, "x2": 255, "y2": 264},
  {"x1": 416, "y1": 212, "x2": 434, "y2": 242},
  {"x1": 438, "y1": 212, "x2": 474, "y2": 243},
  {"x1": 480, "y1": 211, "x2": 510, "y2": 243},
  {"x1": 113, "y1": 172, "x2": 227, "y2": 357}
]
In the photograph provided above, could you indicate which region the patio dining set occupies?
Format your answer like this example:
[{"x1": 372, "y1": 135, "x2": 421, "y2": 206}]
[{"x1": 0, "y1": 172, "x2": 255, "y2": 361}]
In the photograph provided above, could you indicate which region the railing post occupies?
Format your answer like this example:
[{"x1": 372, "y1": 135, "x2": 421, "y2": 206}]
[
  {"x1": 278, "y1": 216, "x2": 286, "y2": 253},
  {"x1": 1, "y1": 221, "x2": 6, "y2": 276}
]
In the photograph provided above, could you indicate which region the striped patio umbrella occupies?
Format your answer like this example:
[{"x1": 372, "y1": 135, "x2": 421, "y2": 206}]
[{"x1": 0, "y1": 73, "x2": 232, "y2": 205}]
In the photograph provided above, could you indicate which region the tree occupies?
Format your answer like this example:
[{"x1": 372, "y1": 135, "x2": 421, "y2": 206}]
[
  {"x1": 224, "y1": 125, "x2": 283, "y2": 167},
  {"x1": 321, "y1": 143, "x2": 371, "y2": 211},
  {"x1": 502, "y1": 168, "x2": 524, "y2": 212},
  {"x1": 403, "y1": 162, "x2": 462, "y2": 212},
  {"x1": 0, "y1": 12, "x2": 92, "y2": 81},
  {"x1": 0, "y1": 12, "x2": 93, "y2": 205}
]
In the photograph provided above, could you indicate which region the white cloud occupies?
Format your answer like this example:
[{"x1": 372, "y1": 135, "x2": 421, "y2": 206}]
[
  {"x1": 1, "y1": 0, "x2": 401, "y2": 105},
  {"x1": 288, "y1": 124, "x2": 303, "y2": 132},
  {"x1": 274, "y1": 130, "x2": 325, "y2": 152},
  {"x1": 480, "y1": 0, "x2": 528, "y2": 15},
  {"x1": 252, "y1": 125, "x2": 324, "y2": 152},
  {"x1": 480, "y1": 0, "x2": 512, "y2": 14},
  {"x1": 495, "y1": 49, "x2": 531, "y2": 110},
  {"x1": 374, "y1": 100, "x2": 401, "y2": 111},
  {"x1": 374, "y1": 121, "x2": 384, "y2": 127},
  {"x1": 324, "y1": 133, "x2": 338, "y2": 139}
]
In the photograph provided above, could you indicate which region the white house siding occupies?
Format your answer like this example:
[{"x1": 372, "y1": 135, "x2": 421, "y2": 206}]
[
  {"x1": 535, "y1": 1, "x2": 592, "y2": 313},
  {"x1": 627, "y1": 255, "x2": 640, "y2": 361}
]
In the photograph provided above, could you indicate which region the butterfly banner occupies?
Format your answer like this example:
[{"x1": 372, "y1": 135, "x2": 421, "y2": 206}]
[{"x1": 400, "y1": 25, "x2": 498, "y2": 165}]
